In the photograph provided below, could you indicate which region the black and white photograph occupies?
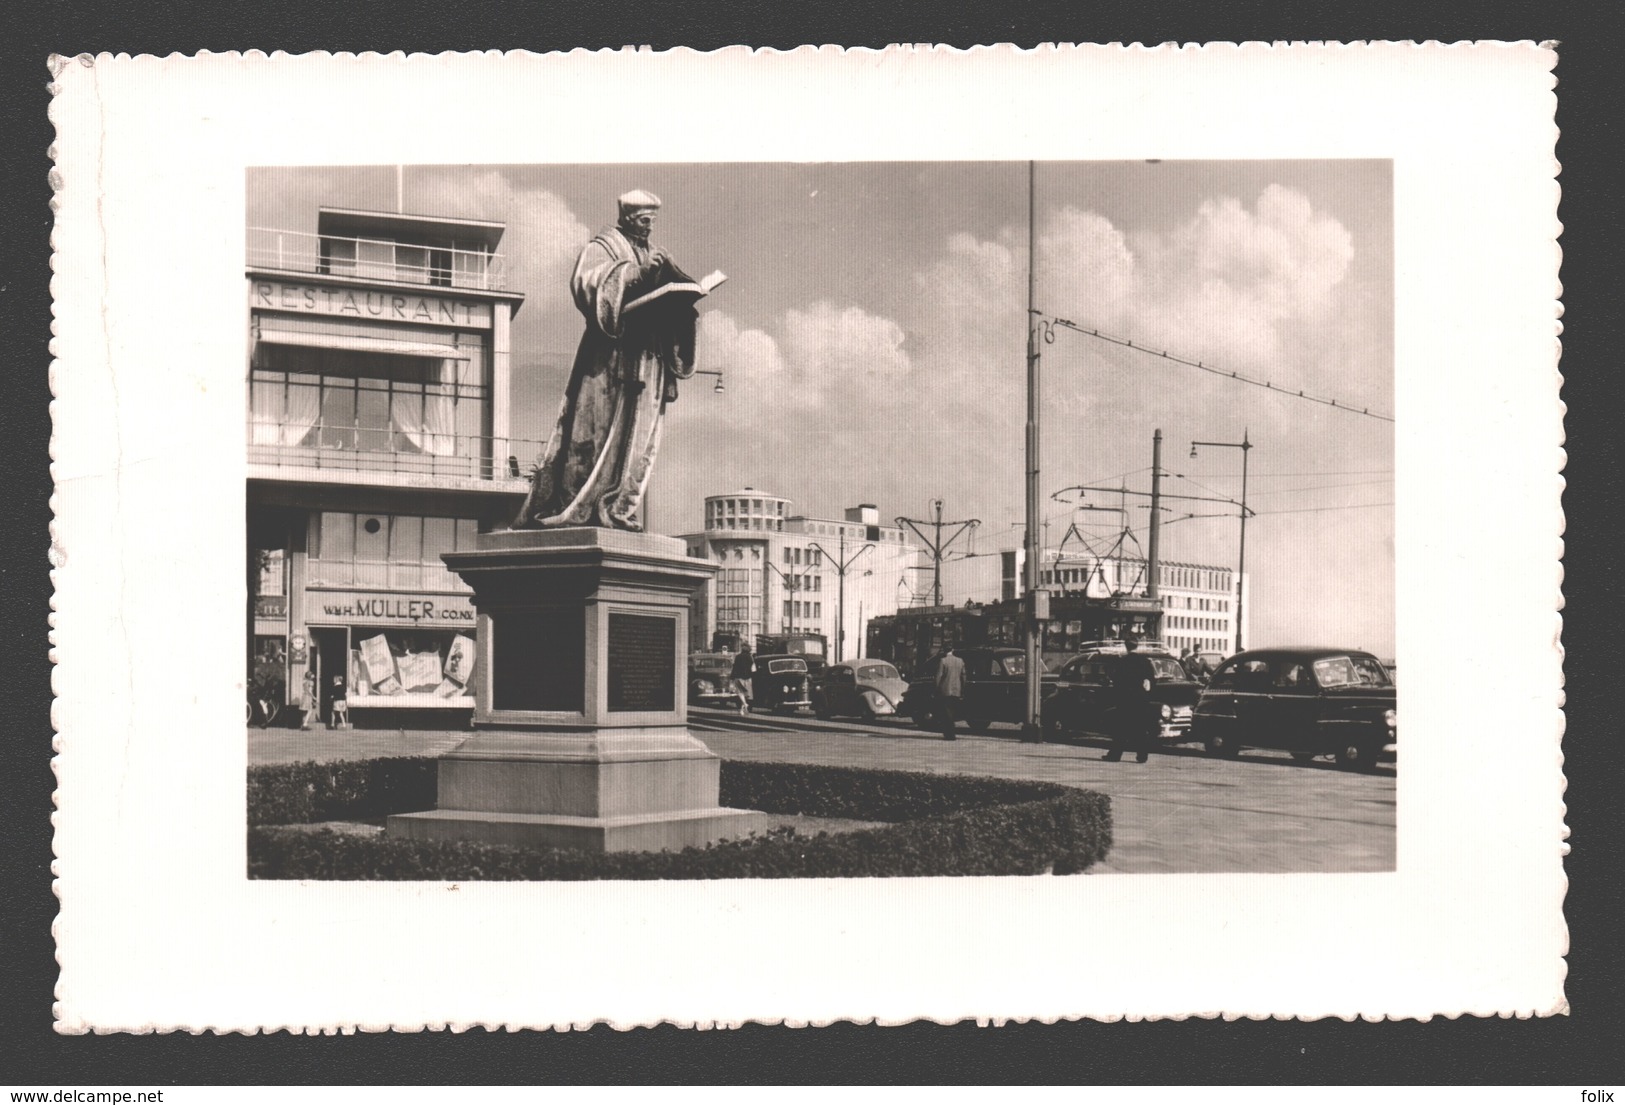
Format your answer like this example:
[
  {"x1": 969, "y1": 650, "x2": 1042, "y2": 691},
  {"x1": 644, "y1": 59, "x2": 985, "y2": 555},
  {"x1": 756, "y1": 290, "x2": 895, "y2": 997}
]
[
  {"x1": 242, "y1": 159, "x2": 1395, "y2": 876},
  {"x1": 45, "y1": 44, "x2": 1564, "y2": 1032}
]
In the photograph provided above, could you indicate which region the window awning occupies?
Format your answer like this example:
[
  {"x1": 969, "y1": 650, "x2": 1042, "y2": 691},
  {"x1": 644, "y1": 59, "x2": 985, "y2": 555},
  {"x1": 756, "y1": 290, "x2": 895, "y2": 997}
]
[{"x1": 254, "y1": 329, "x2": 470, "y2": 360}]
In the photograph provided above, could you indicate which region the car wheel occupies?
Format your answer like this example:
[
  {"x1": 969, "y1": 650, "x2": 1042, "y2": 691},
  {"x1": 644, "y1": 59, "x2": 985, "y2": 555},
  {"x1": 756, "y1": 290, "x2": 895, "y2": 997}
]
[
  {"x1": 1335, "y1": 741, "x2": 1379, "y2": 772},
  {"x1": 814, "y1": 703, "x2": 833, "y2": 720},
  {"x1": 967, "y1": 715, "x2": 993, "y2": 734},
  {"x1": 1205, "y1": 729, "x2": 1241, "y2": 758},
  {"x1": 1043, "y1": 712, "x2": 1069, "y2": 743},
  {"x1": 913, "y1": 711, "x2": 937, "y2": 732}
]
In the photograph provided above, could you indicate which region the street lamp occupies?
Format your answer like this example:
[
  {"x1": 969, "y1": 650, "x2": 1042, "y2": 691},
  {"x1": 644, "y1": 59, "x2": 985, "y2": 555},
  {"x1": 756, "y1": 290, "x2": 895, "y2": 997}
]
[
  {"x1": 692, "y1": 368, "x2": 726, "y2": 394},
  {"x1": 763, "y1": 558, "x2": 799, "y2": 633},
  {"x1": 807, "y1": 532, "x2": 874, "y2": 663},
  {"x1": 643, "y1": 368, "x2": 724, "y2": 531},
  {"x1": 1189, "y1": 430, "x2": 1254, "y2": 653}
]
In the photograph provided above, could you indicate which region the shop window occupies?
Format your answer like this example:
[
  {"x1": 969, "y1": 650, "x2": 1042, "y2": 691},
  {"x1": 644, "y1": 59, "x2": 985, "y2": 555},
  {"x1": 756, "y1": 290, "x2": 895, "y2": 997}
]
[{"x1": 352, "y1": 627, "x2": 477, "y2": 701}]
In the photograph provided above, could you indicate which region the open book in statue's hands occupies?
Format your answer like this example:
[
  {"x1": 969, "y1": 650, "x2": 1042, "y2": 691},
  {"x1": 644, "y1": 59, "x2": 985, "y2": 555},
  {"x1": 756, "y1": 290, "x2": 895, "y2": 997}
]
[{"x1": 625, "y1": 265, "x2": 727, "y2": 312}]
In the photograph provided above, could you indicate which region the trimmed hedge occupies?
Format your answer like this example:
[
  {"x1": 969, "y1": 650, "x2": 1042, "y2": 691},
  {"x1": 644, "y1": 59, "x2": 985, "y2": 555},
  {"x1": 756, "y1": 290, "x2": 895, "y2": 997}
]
[
  {"x1": 247, "y1": 757, "x2": 439, "y2": 827},
  {"x1": 246, "y1": 757, "x2": 1112, "y2": 880}
]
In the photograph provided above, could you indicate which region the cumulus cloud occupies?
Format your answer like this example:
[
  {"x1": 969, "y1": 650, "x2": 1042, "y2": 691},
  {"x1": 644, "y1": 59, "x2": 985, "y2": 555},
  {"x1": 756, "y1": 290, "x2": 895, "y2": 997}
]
[
  {"x1": 411, "y1": 171, "x2": 591, "y2": 314},
  {"x1": 781, "y1": 302, "x2": 912, "y2": 381}
]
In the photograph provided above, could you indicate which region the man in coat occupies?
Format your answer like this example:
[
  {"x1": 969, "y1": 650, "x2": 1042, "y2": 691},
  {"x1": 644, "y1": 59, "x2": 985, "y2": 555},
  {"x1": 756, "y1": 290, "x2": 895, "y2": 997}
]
[
  {"x1": 1104, "y1": 632, "x2": 1157, "y2": 763},
  {"x1": 935, "y1": 647, "x2": 967, "y2": 741}
]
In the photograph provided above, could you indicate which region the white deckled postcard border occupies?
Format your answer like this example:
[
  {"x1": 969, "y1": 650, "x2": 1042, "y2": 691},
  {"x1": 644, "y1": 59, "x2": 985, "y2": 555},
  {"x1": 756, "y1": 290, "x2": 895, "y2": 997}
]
[{"x1": 47, "y1": 43, "x2": 1564, "y2": 1032}]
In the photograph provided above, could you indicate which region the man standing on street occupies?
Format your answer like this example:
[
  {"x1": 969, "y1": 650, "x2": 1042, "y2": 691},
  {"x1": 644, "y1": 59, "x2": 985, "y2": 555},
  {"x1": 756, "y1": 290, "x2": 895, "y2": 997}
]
[
  {"x1": 1104, "y1": 632, "x2": 1157, "y2": 763},
  {"x1": 729, "y1": 643, "x2": 754, "y2": 716},
  {"x1": 935, "y1": 646, "x2": 966, "y2": 741}
]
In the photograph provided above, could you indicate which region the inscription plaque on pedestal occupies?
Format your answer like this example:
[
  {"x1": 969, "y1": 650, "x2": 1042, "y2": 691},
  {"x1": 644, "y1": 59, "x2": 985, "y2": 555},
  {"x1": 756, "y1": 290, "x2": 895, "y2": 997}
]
[{"x1": 606, "y1": 613, "x2": 676, "y2": 712}]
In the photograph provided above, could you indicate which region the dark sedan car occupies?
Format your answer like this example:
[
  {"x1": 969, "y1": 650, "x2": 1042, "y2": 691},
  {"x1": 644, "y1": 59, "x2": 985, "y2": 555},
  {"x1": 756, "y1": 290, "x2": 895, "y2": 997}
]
[
  {"x1": 1190, "y1": 647, "x2": 1397, "y2": 770},
  {"x1": 812, "y1": 659, "x2": 910, "y2": 721},
  {"x1": 687, "y1": 651, "x2": 741, "y2": 707},
  {"x1": 750, "y1": 655, "x2": 813, "y2": 714},
  {"x1": 1044, "y1": 649, "x2": 1201, "y2": 743},
  {"x1": 899, "y1": 647, "x2": 1055, "y2": 733}
]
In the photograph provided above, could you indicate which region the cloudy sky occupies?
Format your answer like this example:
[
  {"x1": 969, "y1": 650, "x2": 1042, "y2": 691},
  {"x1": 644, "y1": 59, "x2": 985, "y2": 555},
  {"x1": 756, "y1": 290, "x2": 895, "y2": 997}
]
[{"x1": 248, "y1": 161, "x2": 1394, "y2": 655}]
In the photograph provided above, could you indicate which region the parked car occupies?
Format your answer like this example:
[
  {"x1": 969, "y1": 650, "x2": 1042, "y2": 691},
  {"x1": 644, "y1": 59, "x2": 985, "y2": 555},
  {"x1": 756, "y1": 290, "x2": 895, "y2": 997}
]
[
  {"x1": 1044, "y1": 648, "x2": 1201, "y2": 743},
  {"x1": 899, "y1": 647, "x2": 1057, "y2": 733},
  {"x1": 750, "y1": 654, "x2": 813, "y2": 714},
  {"x1": 811, "y1": 659, "x2": 910, "y2": 720},
  {"x1": 1190, "y1": 647, "x2": 1397, "y2": 770},
  {"x1": 687, "y1": 651, "x2": 741, "y2": 707}
]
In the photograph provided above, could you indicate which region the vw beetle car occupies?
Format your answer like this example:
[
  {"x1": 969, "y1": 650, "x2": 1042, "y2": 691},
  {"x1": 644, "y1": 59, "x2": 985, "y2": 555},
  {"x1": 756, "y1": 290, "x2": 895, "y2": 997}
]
[
  {"x1": 811, "y1": 659, "x2": 909, "y2": 720},
  {"x1": 1044, "y1": 647, "x2": 1201, "y2": 743},
  {"x1": 1190, "y1": 647, "x2": 1397, "y2": 770},
  {"x1": 750, "y1": 654, "x2": 813, "y2": 714},
  {"x1": 899, "y1": 647, "x2": 1056, "y2": 733}
]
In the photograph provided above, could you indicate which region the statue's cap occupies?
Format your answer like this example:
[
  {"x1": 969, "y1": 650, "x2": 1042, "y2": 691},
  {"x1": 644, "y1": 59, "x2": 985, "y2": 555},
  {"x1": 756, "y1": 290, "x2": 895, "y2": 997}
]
[{"x1": 617, "y1": 189, "x2": 663, "y2": 215}]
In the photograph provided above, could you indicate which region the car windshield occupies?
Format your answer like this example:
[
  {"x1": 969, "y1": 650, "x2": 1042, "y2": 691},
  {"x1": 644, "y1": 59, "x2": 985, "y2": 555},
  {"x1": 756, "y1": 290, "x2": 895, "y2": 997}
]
[
  {"x1": 1313, "y1": 655, "x2": 1392, "y2": 688},
  {"x1": 767, "y1": 658, "x2": 807, "y2": 674},
  {"x1": 855, "y1": 662, "x2": 899, "y2": 682},
  {"x1": 1148, "y1": 657, "x2": 1187, "y2": 680},
  {"x1": 997, "y1": 654, "x2": 1047, "y2": 676}
]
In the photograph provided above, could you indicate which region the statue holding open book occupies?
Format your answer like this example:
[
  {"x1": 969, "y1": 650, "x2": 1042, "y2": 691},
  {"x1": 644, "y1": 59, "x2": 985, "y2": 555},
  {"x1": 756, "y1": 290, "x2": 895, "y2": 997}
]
[{"x1": 514, "y1": 189, "x2": 725, "y2": 531}]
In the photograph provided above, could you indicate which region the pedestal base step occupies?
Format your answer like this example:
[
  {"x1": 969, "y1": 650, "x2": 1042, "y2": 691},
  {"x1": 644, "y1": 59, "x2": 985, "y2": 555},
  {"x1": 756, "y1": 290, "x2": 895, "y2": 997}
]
[{"x1": 386, "y1": 806, "x2": 784, "y2": 854}]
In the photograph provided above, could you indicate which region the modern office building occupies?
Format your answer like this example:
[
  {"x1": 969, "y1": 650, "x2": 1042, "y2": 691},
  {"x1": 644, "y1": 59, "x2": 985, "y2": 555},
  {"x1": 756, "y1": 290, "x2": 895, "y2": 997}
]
[
  {"x1": 246, "y1": 206, "x2": 530, "y2": 726},
  {"x1": 934, "y1": 543, "x2": 1248, "y2": 656},
  {"x1": 679, "y1": 491, "x2": 925, "y2": 661}
]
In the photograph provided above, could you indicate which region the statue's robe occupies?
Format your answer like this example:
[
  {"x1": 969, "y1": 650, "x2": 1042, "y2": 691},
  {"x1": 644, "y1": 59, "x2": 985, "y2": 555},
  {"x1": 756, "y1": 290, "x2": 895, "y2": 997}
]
[{"x1": 516, "y1": 226, "x2": 697, "y2": 530}]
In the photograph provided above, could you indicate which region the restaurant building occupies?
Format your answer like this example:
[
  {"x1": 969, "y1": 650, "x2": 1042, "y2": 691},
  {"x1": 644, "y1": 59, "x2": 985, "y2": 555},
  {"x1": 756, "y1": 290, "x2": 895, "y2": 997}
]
[{"x1": 246, "y1": 207, "x2": 530, "y2": 726}]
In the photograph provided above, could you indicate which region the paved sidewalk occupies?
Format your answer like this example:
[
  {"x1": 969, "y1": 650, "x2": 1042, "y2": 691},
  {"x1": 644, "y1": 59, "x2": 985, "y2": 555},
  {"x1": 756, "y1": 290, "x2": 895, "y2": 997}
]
[{"x1": 247, "y1": 722, "x2": 1395, "y2": 874}]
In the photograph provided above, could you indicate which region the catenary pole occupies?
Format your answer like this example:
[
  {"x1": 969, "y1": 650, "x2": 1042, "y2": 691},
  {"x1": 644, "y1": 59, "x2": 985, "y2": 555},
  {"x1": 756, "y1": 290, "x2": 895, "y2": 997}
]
[
  {"x1": 896, "y1": 499, "x2": 978, "y2": 608},
  {"x1": 1022, "y1": 160, "x2": 1044, "y2": 743},
  {"x1": 807, "y1": 531, "x2": 874, "y2": 663},
  {"x1": 1148, "y1": 428, "x2": 1163, "y2": 602}
]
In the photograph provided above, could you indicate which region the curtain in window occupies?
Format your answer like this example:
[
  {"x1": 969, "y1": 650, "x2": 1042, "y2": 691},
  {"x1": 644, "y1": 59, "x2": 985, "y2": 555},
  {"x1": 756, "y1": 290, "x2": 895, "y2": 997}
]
[
  {"x1": 423, "y1": 358, "x2": 458, "y2": 456},
  {"x1": 250, "y1": 376, "x2": 320, "y2": 446},
  {"x1": 391, "y1": 359, "x2": 459, "y2": 457}
]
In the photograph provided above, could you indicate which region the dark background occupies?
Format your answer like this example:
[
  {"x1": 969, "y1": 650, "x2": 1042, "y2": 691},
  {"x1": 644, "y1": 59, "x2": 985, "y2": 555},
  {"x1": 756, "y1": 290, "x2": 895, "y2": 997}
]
[{"x1": 2, "y1": 1, "x2": 1618, "y2": 1086}]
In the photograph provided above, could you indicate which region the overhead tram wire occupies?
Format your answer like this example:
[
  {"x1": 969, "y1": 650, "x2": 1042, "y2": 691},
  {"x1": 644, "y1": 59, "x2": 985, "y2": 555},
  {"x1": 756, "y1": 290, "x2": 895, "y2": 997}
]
[{"x1": 1037, "y1": 314, "x2": 1396, "y2": 424}]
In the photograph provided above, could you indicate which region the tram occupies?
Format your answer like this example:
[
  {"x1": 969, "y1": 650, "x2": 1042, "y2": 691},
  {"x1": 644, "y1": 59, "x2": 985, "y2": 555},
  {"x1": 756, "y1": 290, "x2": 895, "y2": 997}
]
[{"x1": 865, "y1": 594, "x2": 1163, "y2": 678}]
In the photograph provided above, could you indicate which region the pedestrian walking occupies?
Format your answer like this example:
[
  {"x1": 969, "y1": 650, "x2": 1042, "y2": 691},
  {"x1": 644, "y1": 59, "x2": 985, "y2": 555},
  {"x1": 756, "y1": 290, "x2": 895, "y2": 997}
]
[
  {"x1": 935, "y1": 646, "x2": 966, "y2": 741},
  {"x1": 298, "y1": 668, "x2": 318, "y2": 730},
  {"x1": 1104, "y1": 632, "x2": 1157, "y2": 763},
  {"x1": 729, "y1": 643, "x2": 754, "y2": 715}
]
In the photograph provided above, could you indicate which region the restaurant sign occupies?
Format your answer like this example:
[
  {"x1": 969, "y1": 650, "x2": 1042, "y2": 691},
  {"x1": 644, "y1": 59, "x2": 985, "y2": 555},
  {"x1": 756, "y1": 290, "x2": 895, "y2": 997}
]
[
  {"x1": 309, "y1": 590, "x2": 476, "y2": 626},
  {"x1": 250, "y1": 280, "x2": 492, "y2": 329}
]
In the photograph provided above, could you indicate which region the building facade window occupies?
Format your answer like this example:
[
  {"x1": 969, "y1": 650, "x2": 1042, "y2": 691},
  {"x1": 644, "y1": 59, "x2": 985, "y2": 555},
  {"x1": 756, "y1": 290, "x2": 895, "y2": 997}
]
[
  {"x1": 250, "y1": 344, "x2": 488, "y2": 463},
  {"x1": 310, "y1": 512, "x2": 480, "y2": 591}
]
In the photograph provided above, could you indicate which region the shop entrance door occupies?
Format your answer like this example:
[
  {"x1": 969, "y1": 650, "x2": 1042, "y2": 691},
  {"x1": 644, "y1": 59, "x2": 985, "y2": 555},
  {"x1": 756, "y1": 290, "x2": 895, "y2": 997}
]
[{"x1": 310, "y1": 627, "x2": 350, "y2": 725}]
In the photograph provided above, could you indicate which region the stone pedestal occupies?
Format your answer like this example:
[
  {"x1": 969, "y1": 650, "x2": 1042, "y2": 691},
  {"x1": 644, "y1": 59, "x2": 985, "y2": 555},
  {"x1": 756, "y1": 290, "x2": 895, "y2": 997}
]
[{"x1": 386, "y1": 528, "x2": 772, "y2": 853}]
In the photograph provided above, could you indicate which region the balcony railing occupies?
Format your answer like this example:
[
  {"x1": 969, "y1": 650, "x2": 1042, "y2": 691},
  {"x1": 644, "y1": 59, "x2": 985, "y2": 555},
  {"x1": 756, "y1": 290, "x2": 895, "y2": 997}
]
[
  {"x1": 246, "y1": 227, "x2": 508, "y2": 292},
  {"x1": 248, "y1": 419, "x2": 540, "y2": 484}
]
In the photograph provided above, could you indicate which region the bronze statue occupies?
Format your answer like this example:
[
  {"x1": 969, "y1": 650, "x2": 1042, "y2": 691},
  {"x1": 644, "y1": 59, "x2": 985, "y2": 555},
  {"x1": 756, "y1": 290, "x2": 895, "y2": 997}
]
[{"x1": 515, "y1": 190, "x2": 719, "y2": 530}]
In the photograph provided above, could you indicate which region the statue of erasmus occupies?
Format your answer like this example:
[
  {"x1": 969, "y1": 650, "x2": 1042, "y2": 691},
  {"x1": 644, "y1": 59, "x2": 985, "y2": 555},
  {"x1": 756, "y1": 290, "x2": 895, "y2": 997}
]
[{"x1": 515, "y1": 190, "x2": 718, "y2": 531}]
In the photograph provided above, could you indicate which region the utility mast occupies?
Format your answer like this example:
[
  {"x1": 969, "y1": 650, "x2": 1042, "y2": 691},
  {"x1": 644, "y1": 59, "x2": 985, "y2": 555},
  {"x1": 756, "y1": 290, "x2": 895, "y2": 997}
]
[
  {"x1": 896, "y1": 499, "x2": 980, "y2": 606},
  {"x1": 1147, "y1": 429, "x2": 1163, "y2": 601},
  {"x1": 1021, "y1": 159, "x2": 1045, "y2": 743}
]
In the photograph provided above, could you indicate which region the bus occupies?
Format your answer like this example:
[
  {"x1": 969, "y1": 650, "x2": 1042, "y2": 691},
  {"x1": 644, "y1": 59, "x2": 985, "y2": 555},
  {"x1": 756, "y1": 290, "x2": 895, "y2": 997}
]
[{"x1": 866, "y1": 595, "x2": 1164, "y2": 677}]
